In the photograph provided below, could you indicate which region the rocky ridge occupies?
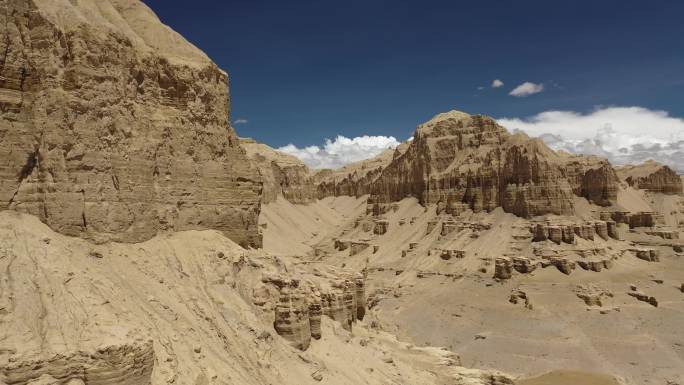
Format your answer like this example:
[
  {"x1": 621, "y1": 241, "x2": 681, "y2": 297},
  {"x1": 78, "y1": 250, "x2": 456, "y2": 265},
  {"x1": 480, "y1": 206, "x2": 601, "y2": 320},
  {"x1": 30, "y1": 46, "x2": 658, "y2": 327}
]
[
  {"x1": 313, "y1": 142, "x2": 409, "y2": 199},
  {"x1": 616, "y1": 160, "x2": 683, "y2": 195},
  {"x1": 368, "y1": 111, "x2": 619, "y2": 218},
  {"x1": 264, "y1": 110, "x2": 627, "y2": 221}
]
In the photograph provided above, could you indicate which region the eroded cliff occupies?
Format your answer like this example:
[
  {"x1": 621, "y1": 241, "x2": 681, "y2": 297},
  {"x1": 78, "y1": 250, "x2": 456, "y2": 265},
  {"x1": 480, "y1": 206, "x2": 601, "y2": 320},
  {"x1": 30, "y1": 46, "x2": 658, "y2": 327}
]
[
  {"x1": 369, "y1": 111, "x2": 619, "y2": 217},
  {"x1": 617, "y1": 160, "x2": 683, "y2": 195},
  {"x1": 241, "y1": 137, "x2": 316, "y2": 204},
  {"x1": 0, "y1": 0, "x2": 262, "y2": 246},
  {"x1": 314, "y1": 143, "x2": 409, "y2": 199}
]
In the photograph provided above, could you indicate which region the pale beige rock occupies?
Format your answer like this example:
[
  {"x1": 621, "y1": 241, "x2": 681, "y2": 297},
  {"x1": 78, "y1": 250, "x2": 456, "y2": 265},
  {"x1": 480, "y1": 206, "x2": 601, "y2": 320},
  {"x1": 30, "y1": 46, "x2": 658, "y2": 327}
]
[
  {"x1": 367, "y1": 111, "x2": 619, "y2": 218},
  {"x1": 0, "y1": 0, "x2": 262, "y2": 247},
  {"x1": 241, "y1": 138, "x2": 316, "y2": 204},
  {"x1": 617, "y1": 160, "x2": 683, "y2": 195}
]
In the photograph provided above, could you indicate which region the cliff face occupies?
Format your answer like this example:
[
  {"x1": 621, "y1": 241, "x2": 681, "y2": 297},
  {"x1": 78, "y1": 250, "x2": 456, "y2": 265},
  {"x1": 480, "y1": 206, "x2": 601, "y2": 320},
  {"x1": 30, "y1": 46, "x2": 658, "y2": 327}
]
[
  {"x1": 241, "y1": 138, "x2": 316, "y2": 204},
  {"x1": 0, "y1": 0, "x2": 262, "y2": 246},
  {"x1": 270, "y1": 272, "x2": 366, "y2": 350},
  {"x1": 617, "y1": 161, "x2": 683, "y2": 195},
  {"x1": 314, "y1": 142, "x2": 409, "y2": 199},
  {"x1": 258, "y1": 110, "x2": 620, "y2": 220},
  {"x1": 369, "y1": 111, "x2": 619, "y2": 217}
]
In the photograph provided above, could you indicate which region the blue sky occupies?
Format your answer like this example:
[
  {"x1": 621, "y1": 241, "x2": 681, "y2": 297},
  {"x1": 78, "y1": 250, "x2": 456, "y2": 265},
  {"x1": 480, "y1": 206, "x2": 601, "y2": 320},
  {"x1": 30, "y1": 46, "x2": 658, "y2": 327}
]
[{"x1": 144, "y1": 0, "x2": 684, "y2": 170}]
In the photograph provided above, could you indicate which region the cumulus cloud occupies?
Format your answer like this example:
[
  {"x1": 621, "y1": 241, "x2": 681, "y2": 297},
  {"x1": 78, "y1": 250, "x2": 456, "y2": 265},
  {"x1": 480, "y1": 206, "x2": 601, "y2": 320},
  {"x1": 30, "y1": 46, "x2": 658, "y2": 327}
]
[
  {"x1": 234, "y1": 119, "x2": 248, "y2": 124},
  {"x1": 278, "y1": 135, "x2": 401, "y2": 169},
  {"x1": 509, "y1": 82, "x2": 544, "y2": 97},
  {"x1": 492, "y1": 79, "x2": 504, "y2": 88},
  {"x1": 498, "y1": 106, "x2": 684, "y2": 173}
]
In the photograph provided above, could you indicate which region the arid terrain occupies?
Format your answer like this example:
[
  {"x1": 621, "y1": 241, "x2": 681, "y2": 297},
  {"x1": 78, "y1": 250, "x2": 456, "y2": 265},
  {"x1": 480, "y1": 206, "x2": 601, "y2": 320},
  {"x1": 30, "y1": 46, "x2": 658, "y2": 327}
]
[{"x1": 1, "y1": 1, "x2": 683, "y2": 384}]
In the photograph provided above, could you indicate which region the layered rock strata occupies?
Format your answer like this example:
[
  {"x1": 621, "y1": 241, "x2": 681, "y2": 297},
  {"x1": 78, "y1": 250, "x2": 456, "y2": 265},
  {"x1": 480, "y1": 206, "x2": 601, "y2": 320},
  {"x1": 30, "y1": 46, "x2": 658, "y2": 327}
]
[
  {"x1": 531, "y1": 220, "x2": 620, "y2": 243},
  {"x1": 269, "y1": 272, "x2": 366, "y2": 350},
  {"x1": 601, "y1": 210, "x2": 665, "y2": 229},
  {"x1": 632, "y1": 248, "x2": 660, "y2": 262},
  {"x1": 617, "y1": 161, "x2": 683, "y2": 195},
  {"x1": 368, "y1": 111, "x2": 619, "y2": 218},
  {"x1": 373, "y1": 220, "x2": 389, "y2": 235},
  {"x1": 0, "y1": 0, "x2": 262, "y2": 246},
  {"x1": 314, "y1": 143, "x2": 409, "y2": 199},
  {"x1": 241, "y1": 138, "x2": 316, "y2": 204},
  {"x1": 0, "y1": 341, "x2": 154, "y2": 385}
]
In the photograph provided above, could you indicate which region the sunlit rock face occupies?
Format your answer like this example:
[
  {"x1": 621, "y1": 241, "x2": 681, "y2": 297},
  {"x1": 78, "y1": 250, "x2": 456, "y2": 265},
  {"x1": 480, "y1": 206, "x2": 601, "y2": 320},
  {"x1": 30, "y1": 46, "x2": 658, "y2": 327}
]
[
  {"x1": 0, "y1": 0, "x2": 262, "y2": 246},
  {"x1": 369, "y1": 110, "x2": 619, "y2": 217},
  {"x1": 617, "y1": 161, "x2": 683, "y2": 195},
  {"x1": 241, "y1": 137, "x2": 317, "y2": 204}
]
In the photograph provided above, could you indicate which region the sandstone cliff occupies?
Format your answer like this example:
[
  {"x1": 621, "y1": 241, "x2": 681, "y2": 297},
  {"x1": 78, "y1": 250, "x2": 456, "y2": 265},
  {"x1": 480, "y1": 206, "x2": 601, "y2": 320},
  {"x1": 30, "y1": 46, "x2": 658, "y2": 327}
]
[
  {"x1": 368, "y1": 111, "x2": 619, "y2": 217},
  {"x1": 0, "y1": 0, "x2": 262, "y2": 246},
  {"x1": 616, "y1": 160, "x2": 683, "y2": 195},
  {"x1": 314, "y1": 142, "x2": 409, "y2": 199},
  {"x1": 241, "y1": 137, "x2": 316, "y2": 204}
]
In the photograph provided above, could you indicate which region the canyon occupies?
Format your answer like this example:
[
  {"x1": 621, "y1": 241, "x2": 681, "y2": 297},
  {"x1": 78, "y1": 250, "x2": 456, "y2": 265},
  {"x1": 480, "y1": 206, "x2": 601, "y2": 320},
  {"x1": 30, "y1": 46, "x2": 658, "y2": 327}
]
[{"x1": 1, "y1": 1, "x2": 683, "y2": 385}]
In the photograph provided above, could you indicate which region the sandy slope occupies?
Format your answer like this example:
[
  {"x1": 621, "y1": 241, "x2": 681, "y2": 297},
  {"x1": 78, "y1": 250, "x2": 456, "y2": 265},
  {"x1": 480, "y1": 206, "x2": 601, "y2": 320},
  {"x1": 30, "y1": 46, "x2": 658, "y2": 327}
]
[
  {"x1": 259, "y1": 187, "x2": 684, "y2": 385},
  {"x1": 260, "y1": 196, "x2": 367, "y2": 256},
  {"x1": 518, "y1": 370, "x2": 621, "y2": 385},
  {"x1": 0, "y1": 210, "x2": 510, "y2": 385}
]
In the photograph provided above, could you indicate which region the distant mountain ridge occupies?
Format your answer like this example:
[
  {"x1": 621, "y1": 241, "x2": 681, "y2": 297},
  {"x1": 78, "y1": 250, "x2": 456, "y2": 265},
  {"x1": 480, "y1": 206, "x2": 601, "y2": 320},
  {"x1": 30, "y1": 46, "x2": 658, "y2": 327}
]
[{"x1": 254, "y1": 110, "x2": 682, "y2": 217}]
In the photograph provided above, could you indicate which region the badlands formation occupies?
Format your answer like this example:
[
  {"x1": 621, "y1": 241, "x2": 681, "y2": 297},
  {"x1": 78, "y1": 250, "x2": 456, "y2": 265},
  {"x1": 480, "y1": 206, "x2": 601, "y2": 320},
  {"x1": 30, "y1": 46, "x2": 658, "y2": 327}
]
[{"x1": 1, "y1": 1, "x2": 683, "y2": 385}]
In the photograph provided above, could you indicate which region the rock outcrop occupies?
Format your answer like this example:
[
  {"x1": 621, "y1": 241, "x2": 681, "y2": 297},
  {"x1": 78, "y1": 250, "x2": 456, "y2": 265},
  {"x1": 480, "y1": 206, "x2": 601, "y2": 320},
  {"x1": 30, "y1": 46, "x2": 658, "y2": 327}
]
[
  {"x1": 602, "y1": 210, "x2": 664, "y2": 229},
  {"x1": 241, "y1": 138, "x2": 316, "y2": 204},
  {"x1": 274, "y1": 286, "x2": 313, "y2": 350},
  {"x1": 373, "y1": 219, "x2": 389, "y2": 235},
  {"x1": 0, "y1": 341, "x2": 154, "y2": 385},
  {"x1": 494, "y1": 257, "x2": 513, "y2": 279},
  {"x1": 368, "y1": 111, "x2": 618, "y2": 218},
  {"x1": 0, "y1": 0, "x2": 262, "y2": 246},
  {"x1": 269, "y1": 271, "x2": 367, "y2": 350},
  {"x1": 531, "y1": 220, "x2": 620, "y2": 243},
  {"x1": 628, "y1": 288, "x2": 658, "y2": 307},
  {"x1": 617, "y1": 161, "x2": 683, "y2": 195},
  {"x1": 632, "y1": 248, "x2": 660, "y2": 262},
  {"x1": 574, "y1": 285, "x2": 612, "y2": 306},
  {"x1": 314, "y1": 143, "x2": 409, "y2": 199}
]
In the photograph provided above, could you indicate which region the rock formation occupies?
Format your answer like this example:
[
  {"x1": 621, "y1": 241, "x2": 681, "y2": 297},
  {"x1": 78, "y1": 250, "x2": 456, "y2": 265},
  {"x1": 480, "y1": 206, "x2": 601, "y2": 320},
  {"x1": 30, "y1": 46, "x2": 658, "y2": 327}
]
[
  {"x1": 509, "y1": 289, "x2": 533, "y2": 309},
  {"x1": 240, "y1": 138, "x2": 316, "y2": 204},
  {"x1": 494, "y1": 257, "x2": 513, "y2": 279},
  {"x1": 314, "y1": 143, "x2": 409, "y2": 199},
  {"x1": 617, "y1": 160, "x2": 683, "y2": 195},
  {"x1": 602, "y1": 210, "x2": 664, "y2": 229},
  {"x1": 274, "y1": 286, "x2": 313, "y2": 350},
  {"x1": 574, "y1": 285, "x2": 612, "y2": 306},
  {"x1": 632, "y1": 248, "x2": 660, "y2": 262},
  {"x1": 373, "y1": 219, "x2": 389, "y2": 235},
  {"x1": 269, "y1": 271, "x2": 367, "y2": 350},
  {"x1": 368, "y1": 111, "x2": 619, "y2": 218},
  {"x1": 628, "y1": 289, "x2": 658, "y2": 307},
  {"x1": 0, "y1": 341, "x2": 154, "y2": 385},
  {"x1": 0, "y1": 0, "x2": 262, "y2": 246}
]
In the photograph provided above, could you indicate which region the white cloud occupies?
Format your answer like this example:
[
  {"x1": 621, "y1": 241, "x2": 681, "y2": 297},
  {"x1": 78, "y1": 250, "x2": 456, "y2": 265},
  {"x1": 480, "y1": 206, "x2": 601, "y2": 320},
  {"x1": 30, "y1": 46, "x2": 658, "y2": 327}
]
[
  {"x1": 234, "y1": 119, "x2": 248, "y2": 124},
  {"x1": 509, "y1": 82, "x2": 544, "y2": 97},
  {"x1": 492, "y1": 79, "x2": 504, "y2": 88},
  {"x1": 278, "y1": 135, "x2": 401, "y2": 169},
  {"x1": 498, "y1": 106, "x2": 684, "y2": 173}
]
